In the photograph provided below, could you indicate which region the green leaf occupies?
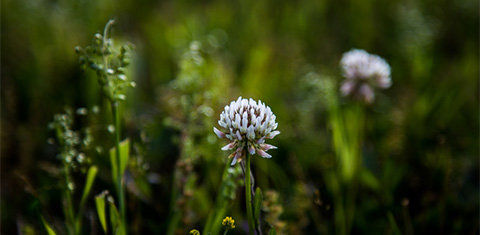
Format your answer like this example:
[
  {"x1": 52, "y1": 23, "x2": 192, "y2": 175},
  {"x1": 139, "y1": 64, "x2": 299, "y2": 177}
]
[
  {"x1": 109, "y1": 146, "x2": 118, "y2": 183},
  {"x1": 108, "y1": 199, "x2": 122, "y2": 235},
  {"x1": 118, "y1": 139, "x2": 130, "y2": 176},
  {"x1": 253, "y1": 187, "x2": 263, "y2": 226},
  {"x1": 80, "y1": 166, "x2": 98, "y2": 209},
  {"x1": 95, "y1": 193, "x2": 107, "y2": 233},
  {"x1": 41, "y1": 216, "x2": 56, "y2": 235},
  {"x1": 268, "y1": 228, "x2": 277, "y2": 235},
  {"x1": 109, "y1": 139, "x2": 130, "y2": 182}
]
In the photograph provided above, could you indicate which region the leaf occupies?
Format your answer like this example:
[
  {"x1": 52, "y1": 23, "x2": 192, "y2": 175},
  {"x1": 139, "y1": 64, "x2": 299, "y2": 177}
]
[
  {"x1": 108, "y1": 199, "x2": 123, "y2": 235},
  {"x1": 80, "y1": 166, "x2": 98, "y2": 209},
  {"x1": 109, "y1": 139, "x2": 130, "y2": 182},
  {"x1": 253, "y1": 187, "x2": 263, "y2": 226},
  {"x1": 95, "y1": 193, "x2": 107, "y2": 233},
  {"x1": 268, "y1": 228, "x2": 277, "y2": 235},
  {"x1": 118, "y1": 139, "x2": 130, "y2": 176},
  {"x1": 41, "y1": 216, "x2": 57, "y2": 235},
  {"x1": 109, "y1": 146, "x2": 118, "y2": 183}
]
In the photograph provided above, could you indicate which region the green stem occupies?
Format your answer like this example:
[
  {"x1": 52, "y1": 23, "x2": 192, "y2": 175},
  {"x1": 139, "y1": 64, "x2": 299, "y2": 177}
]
[
  {"x1": 223, "y1": 228, "x2": 229, "y2": 235},
  {"x1": 63, "y1": 163, "x2": 76, "y2": 235},
  {"x1": 112, "y1": 102, "x2": 127, "y2": 234},
  {"x1": 245, "y1": 152, "x2": 255, "y2": 235}
]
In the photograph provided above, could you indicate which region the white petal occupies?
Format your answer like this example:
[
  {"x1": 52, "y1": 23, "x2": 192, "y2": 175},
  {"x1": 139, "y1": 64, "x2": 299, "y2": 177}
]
[
  {"x1": 226, "y1": 116, "x2": 232, "y2": 127},
  {"x1": 218, "y1": 120, "x2": 227, "y2": 128},
  {"x1": 242, "y1": 112, "x2": 248, "y2": 130},
  {"x1": 248, "y1": 144, "x2": 256, "y2": 155},
  {"x1": 221, "y1": 142, "x2": 236, "y2": 151},
  {"x1": 359, "y1": 84, "x2": 374, "y2": 103},
  {"x1": 256, "y1": 116, "x2": 262, "y2": 128},
  {"x1": 257, "y1": 149, "x2": 272, "y2": 159},
  {"x1": 230, "y1": 156, "x2": 238, "y2": 166},
  {"x1": 340, "y1": 80, "x2": 356, "y2": 96},
  {"x1": 266, "y1": 130, "x2": 280, "y2": 139},
  {"x1": 236, "y1": 130, "x2": 242, "y2": 140},
  {"x1": 234, "y1": 113, "x2": 241, "y2": 128},
  {"x1": 247, "y1": 125, "x2": 255, "y2": 140},
  {"x1": 213, "y1": 127, "x2": 225, "y2": 138},
  {"x1": 261, "y1": 144, "x2": 277, "y2": 151}
]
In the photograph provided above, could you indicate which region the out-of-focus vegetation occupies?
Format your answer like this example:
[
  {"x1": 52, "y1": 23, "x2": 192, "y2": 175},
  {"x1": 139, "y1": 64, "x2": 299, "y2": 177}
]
[{"x1": 2, "y1": 0, "x2": 478, "y2": 234}]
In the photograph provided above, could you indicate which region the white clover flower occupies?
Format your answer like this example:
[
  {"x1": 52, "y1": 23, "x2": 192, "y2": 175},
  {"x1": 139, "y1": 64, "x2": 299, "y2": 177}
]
[
  {"x1": 340, "y1": 49, "x2": 392, "y2": 103},
  {"x1": 214, "y1": 97, "x2": 280, "y2": 165}
]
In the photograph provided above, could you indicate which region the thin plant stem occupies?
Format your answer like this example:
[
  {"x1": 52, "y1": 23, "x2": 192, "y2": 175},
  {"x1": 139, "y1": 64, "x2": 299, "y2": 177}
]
[
  {"x1": 112, "y1": 102, "x2": 127, "y2": 234},
  {"x1": 223, "y1": 228, "x2": 229, "y2": 235},
  {"x1": 101, "y1": 19, "x2": 127, "y2": 234},
  {"x1": 63, "y1": 163, "x2": 76, "y2": 235},
  {"x1": 245, "y1": 152, "x2": 255, "y2": 235}
]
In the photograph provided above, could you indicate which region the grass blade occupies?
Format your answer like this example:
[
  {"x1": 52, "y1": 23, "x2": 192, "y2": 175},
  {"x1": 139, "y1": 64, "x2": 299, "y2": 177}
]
[
  {"x1": 41, "y1": 216, "x2": 57, "y2": 235},
  {"x1": 95, "y1": 192, "x2": 108, "y2": 233},
  {"x1": 109, "y1": 139, "x2": 130, "y2": 182},
  {"x1": 80, "y1": 166, "x2": 98, "y2": 209}
]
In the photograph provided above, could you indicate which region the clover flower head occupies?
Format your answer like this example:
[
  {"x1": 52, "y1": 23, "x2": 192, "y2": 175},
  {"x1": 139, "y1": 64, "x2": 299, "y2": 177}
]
[
  {"x1": 222, "y1": 216, "x2": 236, "y2": 229},
  {"x1": 214, "y1": 97, "x2": 280, "y2": 165},
  {"x1": 340, "y1": 49, "x2": 392, "y2": 103}
]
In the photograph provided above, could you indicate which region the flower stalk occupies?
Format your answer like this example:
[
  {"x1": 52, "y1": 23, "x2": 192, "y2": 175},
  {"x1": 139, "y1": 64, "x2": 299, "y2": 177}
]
[
  {"x1": 214, "y1": 97, "x2": 280, "y2": 235},
  {"x1": 112, "y1": 102, "x2": 127, "y2": 233},
  {"x1": 245, "y1": 152, "x2": 255, "y2": 235},
  {"x1": 76, "y1": 19, "x2": 135, "y2": 234}
]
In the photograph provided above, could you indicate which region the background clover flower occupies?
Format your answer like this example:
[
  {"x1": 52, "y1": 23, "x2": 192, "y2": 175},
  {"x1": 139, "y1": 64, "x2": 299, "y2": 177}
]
[
  {"x1": 340, "y1": 49, "x2": 392, "y2": 103},
  {"x1": 214, "y1": 97, "x2": 280, "y2": 165}
]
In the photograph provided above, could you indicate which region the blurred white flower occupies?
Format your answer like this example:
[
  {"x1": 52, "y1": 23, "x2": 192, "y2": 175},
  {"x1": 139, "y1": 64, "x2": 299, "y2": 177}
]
[
  {"x1": 340, "y1": 49, "x2": 392, "y2": 103},
  {"x1": 214, "y1": 97, "x2": 280, "y2": 165}
]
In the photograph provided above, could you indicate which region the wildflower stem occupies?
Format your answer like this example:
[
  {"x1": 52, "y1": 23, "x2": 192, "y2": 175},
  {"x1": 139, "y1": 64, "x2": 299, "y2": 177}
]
[
  {"x1": 63, "y1": 162, "x2": 76, "y2": 235},
  {"x1": 112, "y1": 102, "x2": 127, "y2": 234},
  {"x1": 223, "y1": 228, "x2": 229, "y2": 235},
  {"x1": 245, "y1": 152, "x2": 255, "y2": 235}
]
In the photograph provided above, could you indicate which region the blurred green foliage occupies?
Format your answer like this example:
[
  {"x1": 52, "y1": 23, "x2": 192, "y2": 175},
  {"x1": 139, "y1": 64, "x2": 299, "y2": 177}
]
[{"x1": 2, "y1": 0, "x2": 478, "y2": 234}]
